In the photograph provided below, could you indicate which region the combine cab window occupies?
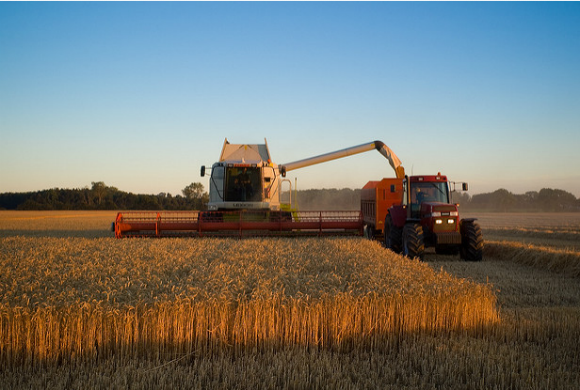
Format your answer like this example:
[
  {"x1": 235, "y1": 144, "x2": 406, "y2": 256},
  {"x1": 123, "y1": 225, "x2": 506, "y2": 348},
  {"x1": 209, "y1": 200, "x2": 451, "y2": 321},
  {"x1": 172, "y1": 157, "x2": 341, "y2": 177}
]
[
  {"x1": 210, "y1": 166, "x2": 225, "y2": 201},
  {"x1": 224, "y1": 167, "x2": 262, "y2": 202}
]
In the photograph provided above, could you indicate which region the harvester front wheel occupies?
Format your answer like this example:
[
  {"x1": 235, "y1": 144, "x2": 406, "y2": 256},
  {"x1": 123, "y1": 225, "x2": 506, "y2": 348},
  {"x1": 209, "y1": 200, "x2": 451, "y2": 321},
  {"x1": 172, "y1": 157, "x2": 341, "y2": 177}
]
[
  {"x1": 460, "y1": 220, "x2": 484, "y2": 261},
  {"x1": 384, "y1": 214, "x2": 402, "y2": 253},
  {"x1": 271, "y1": 211, "x2": 293, "y2": 231},
  {"x1": 402, "y1": 223, "x2": 425, "y2": 261},
  {"x1": 364, "y1": 225, "x2": 375, "y2": 240}
]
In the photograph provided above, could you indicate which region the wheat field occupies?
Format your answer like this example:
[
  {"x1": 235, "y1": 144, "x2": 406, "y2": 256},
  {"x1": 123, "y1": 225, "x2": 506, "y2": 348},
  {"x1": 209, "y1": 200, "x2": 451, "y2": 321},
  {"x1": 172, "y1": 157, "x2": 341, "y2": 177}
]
[
  {"x1": 1, "y1": 211, "x2": 579, "y2": 389},
  {"x1": 466, "y1": 212, "x2": 580, "y2": 276}
]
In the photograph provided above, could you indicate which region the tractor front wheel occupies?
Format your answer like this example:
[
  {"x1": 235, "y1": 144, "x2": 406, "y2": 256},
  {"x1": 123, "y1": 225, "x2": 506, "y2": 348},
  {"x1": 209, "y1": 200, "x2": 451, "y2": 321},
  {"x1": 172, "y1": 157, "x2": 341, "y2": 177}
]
[
  {"x1": 460, "y1": 220, "x2": 484, "y2": 261},
  {"x1": 402, "y1": 223, "x2": 425, "y2": 261}
]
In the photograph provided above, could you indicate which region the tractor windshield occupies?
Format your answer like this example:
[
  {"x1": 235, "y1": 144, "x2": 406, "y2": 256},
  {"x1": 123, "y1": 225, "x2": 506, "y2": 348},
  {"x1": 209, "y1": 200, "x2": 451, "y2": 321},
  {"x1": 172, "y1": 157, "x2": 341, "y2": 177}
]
[
  {"x1": 413, "y1": 182, "x2": 449, "y2": 204},
  {"x1": 411, "y1": 182, "x2": 449, "y2": 204},
  {"x1": 409, "y1": 181, "x2": 449, "y2": 217}
]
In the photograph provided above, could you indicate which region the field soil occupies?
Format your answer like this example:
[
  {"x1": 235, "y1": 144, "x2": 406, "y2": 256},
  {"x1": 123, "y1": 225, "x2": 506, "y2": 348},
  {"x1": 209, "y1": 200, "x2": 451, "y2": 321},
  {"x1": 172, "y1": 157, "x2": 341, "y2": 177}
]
[{"x1": 434, "y1": 212, "x2": 580, "y2": 305}]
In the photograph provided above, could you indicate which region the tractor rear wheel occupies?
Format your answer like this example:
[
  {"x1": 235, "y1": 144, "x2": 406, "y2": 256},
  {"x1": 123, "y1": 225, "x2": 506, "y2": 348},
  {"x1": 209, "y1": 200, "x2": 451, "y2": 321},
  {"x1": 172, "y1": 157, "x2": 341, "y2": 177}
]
[
  {"x1": 402, "y1": 223, "x2": 425, "y2": 260},
  {"x1": 460, "y1": 220, "x2": 484, "y2": 261},
  {"x1": 384, "y1": 214, "x2": 402, "y2": 253}
]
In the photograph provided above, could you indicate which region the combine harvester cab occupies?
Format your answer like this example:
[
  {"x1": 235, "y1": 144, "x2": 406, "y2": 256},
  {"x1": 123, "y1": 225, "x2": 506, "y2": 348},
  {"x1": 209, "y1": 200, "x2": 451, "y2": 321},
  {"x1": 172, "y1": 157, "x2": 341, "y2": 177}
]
[{"x1": 203, "y1": 138, "x2": 282, "y2": 212}]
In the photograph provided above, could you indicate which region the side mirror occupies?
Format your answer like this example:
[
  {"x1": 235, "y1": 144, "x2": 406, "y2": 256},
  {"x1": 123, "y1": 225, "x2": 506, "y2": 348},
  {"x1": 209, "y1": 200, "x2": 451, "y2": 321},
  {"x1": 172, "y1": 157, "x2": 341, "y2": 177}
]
[
  {"x1": 200, "y1": 166, "x2": 206, "y2": 177},
  {"x1": 462, "y1": 183, "x2": 469, "y2": 191}
]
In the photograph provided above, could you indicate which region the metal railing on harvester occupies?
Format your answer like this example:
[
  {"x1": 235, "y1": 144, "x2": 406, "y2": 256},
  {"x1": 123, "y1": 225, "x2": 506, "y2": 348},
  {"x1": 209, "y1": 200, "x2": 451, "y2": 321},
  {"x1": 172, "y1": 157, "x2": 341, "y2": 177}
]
[{"x1": 113, "y1": 210, "x2": 364, "y2": 238}]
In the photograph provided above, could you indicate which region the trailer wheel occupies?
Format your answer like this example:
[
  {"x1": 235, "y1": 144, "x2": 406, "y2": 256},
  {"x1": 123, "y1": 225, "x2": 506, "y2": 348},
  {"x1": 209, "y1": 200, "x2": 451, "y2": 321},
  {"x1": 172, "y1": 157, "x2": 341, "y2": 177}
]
[
  {"x1": 460, "y1": 220, "x2": 483, "y2": 261},
  {"x1": 402, "y1": 223, "x2": 424, "y2": 260},
  {"x1": 384, "y1": 214, "x2": 402, "y2": 253}
]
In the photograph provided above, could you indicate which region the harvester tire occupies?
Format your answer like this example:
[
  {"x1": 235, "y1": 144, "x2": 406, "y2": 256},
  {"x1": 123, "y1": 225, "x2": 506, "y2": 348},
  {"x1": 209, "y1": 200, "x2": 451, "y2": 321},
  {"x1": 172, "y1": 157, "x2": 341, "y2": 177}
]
[
  {"x1": 364, "y1": 225, "x2": 376, "y2": 240},
  {"x1": 460, "y1": 220, "x2": 484, "y2": 261},
  {"x1": 402, "y1": 223, "x2": 425, "y2": 261},
  {"x1": 384, "y1": 214, "x2": 402, "y2": 253}
]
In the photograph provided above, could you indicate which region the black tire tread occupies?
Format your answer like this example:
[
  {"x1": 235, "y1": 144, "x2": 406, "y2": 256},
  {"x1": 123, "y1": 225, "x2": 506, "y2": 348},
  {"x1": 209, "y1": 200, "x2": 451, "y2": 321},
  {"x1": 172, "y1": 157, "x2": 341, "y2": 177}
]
[
  {"x1": 461, "y1": 221, "x2": 484, "y2": 261},
  {"x1": 384, "y1": 214, "x2": 402, "y2": 253},
  {"x1": 403, "y1": 223, "x2": 425, "y2": 260}
]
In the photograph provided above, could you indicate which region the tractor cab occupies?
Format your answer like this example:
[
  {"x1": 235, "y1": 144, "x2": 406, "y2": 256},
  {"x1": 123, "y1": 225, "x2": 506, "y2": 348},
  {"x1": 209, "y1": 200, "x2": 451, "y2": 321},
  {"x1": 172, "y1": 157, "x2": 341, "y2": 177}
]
[
  {"x1": 384, "y1": 173, "x2": 482, "y2": 261},
  {"x1": 405, "y1": 175, "x2": 451, "y2": 219}
]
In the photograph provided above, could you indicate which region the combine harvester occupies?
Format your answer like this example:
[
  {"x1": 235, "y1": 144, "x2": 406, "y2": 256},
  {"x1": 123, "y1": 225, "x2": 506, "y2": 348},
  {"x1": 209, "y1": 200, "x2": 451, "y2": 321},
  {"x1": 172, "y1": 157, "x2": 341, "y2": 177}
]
[
  {"x1": 113, "y1": 138, "x2": 483, "y2": 261},
  {"x1": 113, "y1": 139, "x2": 398, "y2": 239}
]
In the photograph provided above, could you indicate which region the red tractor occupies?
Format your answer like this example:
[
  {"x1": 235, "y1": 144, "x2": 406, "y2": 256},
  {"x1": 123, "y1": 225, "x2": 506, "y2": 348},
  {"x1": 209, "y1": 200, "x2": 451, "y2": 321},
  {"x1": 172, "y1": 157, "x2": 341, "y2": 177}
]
[{"x1": 379, "y1": 174, "x2": 483, "y2": 261}]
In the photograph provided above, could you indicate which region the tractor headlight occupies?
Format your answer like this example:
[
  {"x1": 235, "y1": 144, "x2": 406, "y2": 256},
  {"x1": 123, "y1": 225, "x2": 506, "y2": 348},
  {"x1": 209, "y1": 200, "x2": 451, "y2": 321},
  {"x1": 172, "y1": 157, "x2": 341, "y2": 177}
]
[
  {"x1": 447, "y1": 219, "x2": 455, "y2": 224},
  {"x1": 435, "y1": 219, "x2": 443, "y2": 225}
]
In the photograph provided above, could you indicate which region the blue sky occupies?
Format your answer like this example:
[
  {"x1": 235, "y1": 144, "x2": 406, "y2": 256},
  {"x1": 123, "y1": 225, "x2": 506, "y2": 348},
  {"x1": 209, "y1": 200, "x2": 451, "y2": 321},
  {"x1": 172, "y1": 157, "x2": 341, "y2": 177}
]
[{"x1": 1, "y1": 2, "x2": 579, "y2": 197}]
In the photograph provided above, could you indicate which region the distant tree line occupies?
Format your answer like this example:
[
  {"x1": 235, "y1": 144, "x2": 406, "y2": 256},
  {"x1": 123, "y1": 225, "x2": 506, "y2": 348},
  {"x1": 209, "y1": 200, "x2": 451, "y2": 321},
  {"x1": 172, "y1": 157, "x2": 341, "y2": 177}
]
[
  {"x1": 295, "y1": 187, "x2": 580, "y2": 212},
  {"x1": 293, "y1": 187, "x2": 580, "y2": 212},
  {"x1": 1, "y1": 182, "x2": 578, "y2": 212},
  {"x1": 0, "y1": 182, "x2": 209, "y2": 211},
  {"x1": 459, "y1": 188, "x2": 580, "y2": 212}
]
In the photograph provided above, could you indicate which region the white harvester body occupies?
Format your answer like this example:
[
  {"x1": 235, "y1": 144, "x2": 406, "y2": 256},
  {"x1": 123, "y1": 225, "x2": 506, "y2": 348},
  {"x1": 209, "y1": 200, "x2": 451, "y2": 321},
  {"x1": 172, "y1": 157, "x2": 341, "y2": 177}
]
[
  {"x1": 202, "y1": 139, "x2": 404, "y2": 212},
  {"x1": 204, "y1": 139, "x2": 282, "y2": 211}
]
